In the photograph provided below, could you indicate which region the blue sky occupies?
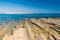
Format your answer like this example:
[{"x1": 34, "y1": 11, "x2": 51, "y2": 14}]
[{"x1": 0, "y1": 0, "x2": 60, "y2": 13}]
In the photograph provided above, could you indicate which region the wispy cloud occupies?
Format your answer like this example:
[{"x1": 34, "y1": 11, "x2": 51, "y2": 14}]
[{"x1": 0, "y1": 12, "x2": 33, "y2": 14}]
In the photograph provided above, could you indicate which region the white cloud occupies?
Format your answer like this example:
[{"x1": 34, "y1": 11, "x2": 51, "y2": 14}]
[{"x1": 0, "y1": 12, "x2": 33, "y2": 14}]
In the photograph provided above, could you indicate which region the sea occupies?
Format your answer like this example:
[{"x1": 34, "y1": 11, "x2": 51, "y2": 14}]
[{"x1": 0, "y1": 13, "x2": 60, "y2": 23}]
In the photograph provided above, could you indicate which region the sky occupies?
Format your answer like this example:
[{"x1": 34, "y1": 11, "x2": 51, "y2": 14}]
[{"x1": 0, "y1": 0, "x2": 60, "y2": 13}]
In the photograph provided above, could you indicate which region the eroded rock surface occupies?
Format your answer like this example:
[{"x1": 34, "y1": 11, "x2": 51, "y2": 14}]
[{"x1": 1, "y1": 18, "x2": 60, "y2": 40}]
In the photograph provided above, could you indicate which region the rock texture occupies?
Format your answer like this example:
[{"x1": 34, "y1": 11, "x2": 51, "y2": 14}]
[{"x1": 1, "y1": 18, "x2": 60, "y2": 40}]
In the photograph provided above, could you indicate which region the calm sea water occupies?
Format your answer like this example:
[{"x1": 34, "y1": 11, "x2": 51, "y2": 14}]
[{"x1": 0, "y1": 13, "x2": 60, "y2": 21}]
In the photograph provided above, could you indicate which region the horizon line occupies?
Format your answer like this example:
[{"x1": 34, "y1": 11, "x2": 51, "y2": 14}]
[{"x1": 0, "y1": 12, "x2": 60, "y2": 14}]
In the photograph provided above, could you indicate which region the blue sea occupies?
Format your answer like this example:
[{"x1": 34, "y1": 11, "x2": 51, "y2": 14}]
[{"x1": 0, "y1": 13, "x2": 60, "y2": 22}]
